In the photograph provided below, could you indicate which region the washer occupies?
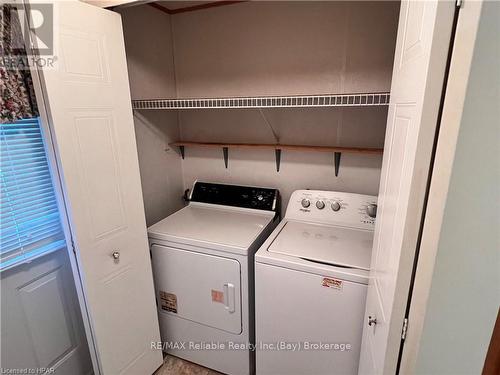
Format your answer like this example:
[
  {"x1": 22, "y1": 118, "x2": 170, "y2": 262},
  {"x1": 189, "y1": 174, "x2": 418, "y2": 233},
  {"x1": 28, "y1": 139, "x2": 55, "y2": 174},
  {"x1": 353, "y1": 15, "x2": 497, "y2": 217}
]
[
  {"x1": 149, "y1": 181, "x2": 280, "y2": 375},
  {"x1": 255, "y1": 189, "x2": 377, "y2": 375}
]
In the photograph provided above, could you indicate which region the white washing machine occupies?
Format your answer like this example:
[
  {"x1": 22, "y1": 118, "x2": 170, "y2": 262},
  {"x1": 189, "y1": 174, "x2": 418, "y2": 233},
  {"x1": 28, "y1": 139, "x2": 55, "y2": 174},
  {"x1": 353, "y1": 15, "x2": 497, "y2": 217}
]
[
  {"x1": 255, "y1": 190, "x2": 377, "y2": 375},
  {"x1": 148, "y1": 182, "x2": 280, "y2": 375}
]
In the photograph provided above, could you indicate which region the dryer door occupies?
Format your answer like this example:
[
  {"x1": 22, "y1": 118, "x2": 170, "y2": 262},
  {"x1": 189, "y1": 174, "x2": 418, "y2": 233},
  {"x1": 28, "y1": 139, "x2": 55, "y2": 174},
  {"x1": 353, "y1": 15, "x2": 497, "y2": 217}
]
[{"x1": 151, "y1": 245, "x2": 242, "y2": 334}]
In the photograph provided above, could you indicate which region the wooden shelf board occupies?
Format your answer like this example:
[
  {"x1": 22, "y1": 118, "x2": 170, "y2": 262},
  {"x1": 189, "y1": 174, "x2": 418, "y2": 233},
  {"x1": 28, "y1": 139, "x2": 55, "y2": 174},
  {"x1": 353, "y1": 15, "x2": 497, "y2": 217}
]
[{"x1": 169, "y1": 142, "x2": 383, "y2": 155}]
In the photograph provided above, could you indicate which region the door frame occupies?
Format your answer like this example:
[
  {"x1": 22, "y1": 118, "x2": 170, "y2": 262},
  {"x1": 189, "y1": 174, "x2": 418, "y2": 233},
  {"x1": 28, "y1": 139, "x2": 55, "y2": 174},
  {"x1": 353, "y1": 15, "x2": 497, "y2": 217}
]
[
  {"x1": 17, "y1": 1, "x2": 482, "y2": 374},
  {"x1": 398, "y1": 0, "x2": 485, "y2": 372},
  {"x1": 20, "y1": 2, "x2": 101, "y2": 374}
]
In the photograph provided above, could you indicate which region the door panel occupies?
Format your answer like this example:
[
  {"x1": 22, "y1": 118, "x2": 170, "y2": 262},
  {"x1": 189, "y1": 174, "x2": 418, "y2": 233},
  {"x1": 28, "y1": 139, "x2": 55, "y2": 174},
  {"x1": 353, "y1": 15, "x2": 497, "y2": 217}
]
[
  {"x1": 359, "y1": 1, "x2": 455, "y2": 374},
  {"x1": 59, "y1": 29, "x2": 110, "y2": 83},
  {"x1": 1, "y1": 250, "x2": 92, "y2": 375},
  {"x1": 151, "y1": 245, "x2": 242, "y2": 334},
  {"x1": 73, "y1": 112, "x2": 126, "y2": 238},
  {"x1": 18, "y1": 267, "x2": 76, "y2": 367},
  {"x1": 373, "y1": 104, "x2": 412, "y2": 322},
  {"x1": 38, "y1": 2, "x2": 162, "y2": 374}
]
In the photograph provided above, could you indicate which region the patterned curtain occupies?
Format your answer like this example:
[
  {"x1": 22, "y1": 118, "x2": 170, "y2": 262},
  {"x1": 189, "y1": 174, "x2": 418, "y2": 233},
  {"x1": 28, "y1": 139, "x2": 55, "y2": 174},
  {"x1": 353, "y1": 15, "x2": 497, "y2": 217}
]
[{"x1": 0, "y1": 4, "x2": 39, "y2": 123}]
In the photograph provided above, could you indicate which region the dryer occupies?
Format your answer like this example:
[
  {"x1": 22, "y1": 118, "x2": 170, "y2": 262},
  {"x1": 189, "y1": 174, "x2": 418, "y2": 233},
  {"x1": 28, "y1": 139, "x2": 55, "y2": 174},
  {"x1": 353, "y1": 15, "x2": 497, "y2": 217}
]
[
  {"x1": 255, "y1": 189, "x2": 377, "y2": 375},
  {"x1": 148, "y1": 182, "x2": 280, "y2": 375}
]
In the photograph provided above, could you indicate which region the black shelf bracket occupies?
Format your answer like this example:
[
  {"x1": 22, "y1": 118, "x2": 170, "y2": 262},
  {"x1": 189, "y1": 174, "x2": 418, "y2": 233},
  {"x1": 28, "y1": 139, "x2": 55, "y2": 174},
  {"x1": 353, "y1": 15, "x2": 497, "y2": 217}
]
[
  {"x1": 223, "y1": 147, "x2": 229, "y2": 168},
  {"x1": 334, "y1": 152, "x2": 341, "y2": 177},
  {"x1": 275, "y1": 149, "x2": 282, "y2": 172},
  {"x1": 179, "y1": 145, "x2": 185, "y2": 159}
]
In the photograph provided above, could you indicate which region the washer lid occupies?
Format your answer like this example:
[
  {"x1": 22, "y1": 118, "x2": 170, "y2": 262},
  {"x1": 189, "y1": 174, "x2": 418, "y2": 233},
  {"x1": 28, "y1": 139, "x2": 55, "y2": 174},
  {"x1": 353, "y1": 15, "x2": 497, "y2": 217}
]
[
  {"x1": 268, "y1": 221, "x2": 373, "y2": 270},
  {"x1": 148, "y1": 203, "x2": 275, "y2": 251}
]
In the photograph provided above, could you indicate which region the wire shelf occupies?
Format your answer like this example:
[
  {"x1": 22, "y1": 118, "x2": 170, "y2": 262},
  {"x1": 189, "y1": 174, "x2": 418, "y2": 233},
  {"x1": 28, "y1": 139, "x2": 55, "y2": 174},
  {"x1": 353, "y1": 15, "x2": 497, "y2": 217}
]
[{"x1": 131, "y1": 92, "x2": 390, "y2": 110}]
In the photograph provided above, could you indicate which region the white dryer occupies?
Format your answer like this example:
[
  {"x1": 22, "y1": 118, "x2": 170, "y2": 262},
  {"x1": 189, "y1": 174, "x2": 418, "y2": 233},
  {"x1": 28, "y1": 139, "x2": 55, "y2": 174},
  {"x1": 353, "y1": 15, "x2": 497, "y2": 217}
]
[
  {"x1": 148, "y1": 182, "x2": 280, "y2": 375},
  {"x1": 255, "y1": 190, "x2": 377, "y2": 375}
]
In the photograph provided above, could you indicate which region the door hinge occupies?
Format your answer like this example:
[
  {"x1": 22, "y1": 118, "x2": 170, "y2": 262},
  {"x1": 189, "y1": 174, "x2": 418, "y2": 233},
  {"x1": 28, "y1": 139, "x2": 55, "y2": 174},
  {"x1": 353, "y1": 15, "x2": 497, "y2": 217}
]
[
  {"x1": 456, "y1": 0, "x2": 463, "y2": 8},
  {"x1": 70, "y1": 238, "x2": 77, "y2": 255},
  {"x1": 401, "y1": 318, "x2": 409, "y2": 340}
]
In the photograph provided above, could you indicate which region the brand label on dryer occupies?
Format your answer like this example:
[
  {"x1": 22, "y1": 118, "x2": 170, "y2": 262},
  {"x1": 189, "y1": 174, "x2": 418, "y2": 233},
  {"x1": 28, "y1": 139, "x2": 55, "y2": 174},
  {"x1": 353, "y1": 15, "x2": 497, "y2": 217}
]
[
  {"x1": 322, "y1": 277, "x2": 343, "y2": 290},
  {"x1": 211, "y1": 289, "x2": 224, "y2": 303},
  {"x1": 159, "y1": 291, "x2": 177, "y2": 313}
]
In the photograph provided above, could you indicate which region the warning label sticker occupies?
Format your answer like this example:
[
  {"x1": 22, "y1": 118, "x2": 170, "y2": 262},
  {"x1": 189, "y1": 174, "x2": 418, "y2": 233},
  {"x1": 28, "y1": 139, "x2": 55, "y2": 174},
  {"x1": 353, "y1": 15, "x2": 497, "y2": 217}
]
[
  {"x1": 211, "y1": 289, "x2": 224, "y2": 303},
  {"x1": 159, "y1": 291, "x2": 177, "y2": 313},
  {"x1": 322, "y1": 277, "x2": 343, "y2": 290}
]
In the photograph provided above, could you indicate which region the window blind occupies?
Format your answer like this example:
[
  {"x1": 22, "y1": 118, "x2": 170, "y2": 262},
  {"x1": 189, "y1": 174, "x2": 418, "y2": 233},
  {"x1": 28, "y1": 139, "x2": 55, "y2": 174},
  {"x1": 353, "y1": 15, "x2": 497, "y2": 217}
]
[{"x1": 1, "y1": 118, "x2": 65, "y2": 271}]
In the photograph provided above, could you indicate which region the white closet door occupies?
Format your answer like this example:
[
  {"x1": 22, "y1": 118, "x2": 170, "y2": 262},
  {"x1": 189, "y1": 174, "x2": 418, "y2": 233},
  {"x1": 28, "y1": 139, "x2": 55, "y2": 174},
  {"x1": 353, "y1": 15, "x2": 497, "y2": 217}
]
[
  {"x1": 358, "y1": 1, "x2": 455, "y2": 374},
  {"x1": 38, "y1": 2, "x2": 162, "y2": 374}
]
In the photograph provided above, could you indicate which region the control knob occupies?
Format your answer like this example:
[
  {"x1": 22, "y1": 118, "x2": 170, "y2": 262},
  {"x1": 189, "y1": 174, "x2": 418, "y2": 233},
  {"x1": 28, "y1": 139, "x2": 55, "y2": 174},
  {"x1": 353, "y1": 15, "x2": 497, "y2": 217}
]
[
  {"x1": 366, "y1": 204, "x2": 377, "y2": 218},
  {"x1": 316, "y1": 200, "x2": 325, "y2": 210},
  {"x1": 301, "y1": 199, "x2": 311, "y2": 208},
  {"x1": 331, "y1": 201, "x2": 341, "y2": 212}
]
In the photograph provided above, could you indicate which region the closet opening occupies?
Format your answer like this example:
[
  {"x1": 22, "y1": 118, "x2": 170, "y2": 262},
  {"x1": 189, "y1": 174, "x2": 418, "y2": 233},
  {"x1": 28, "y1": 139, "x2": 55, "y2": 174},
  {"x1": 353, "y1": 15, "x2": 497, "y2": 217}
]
[{"x1": 117, "y1": 0, "x2": 400, "y2": 222}]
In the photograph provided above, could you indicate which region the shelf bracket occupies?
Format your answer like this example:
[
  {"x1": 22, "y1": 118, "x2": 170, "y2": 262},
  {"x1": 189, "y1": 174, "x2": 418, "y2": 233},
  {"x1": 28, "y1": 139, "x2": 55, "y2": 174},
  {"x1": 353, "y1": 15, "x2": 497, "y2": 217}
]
[
  {"x1": 179, "y1": 145, "x2": 185, "y2": 159},
  {"x1": 334, "y1": 152, "x2": 341, "y2": 177},
  {"x1": 275, "y1": 149, "x2": 281, "y2": 172},
  {"x1": 223, "y1": 147, "x2": 229, "y2": 168}
]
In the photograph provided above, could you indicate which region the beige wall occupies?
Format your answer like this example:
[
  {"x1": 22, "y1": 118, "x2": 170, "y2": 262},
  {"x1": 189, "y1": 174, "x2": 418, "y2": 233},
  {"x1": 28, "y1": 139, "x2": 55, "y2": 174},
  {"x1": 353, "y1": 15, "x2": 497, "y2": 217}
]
[
  {"x1": 174, "y1": 1, "x2": 398, "y2": 210},
  {"x1": 133, "y1": 110, "x2": 185, "y2": 226},
  {"x1": 120, "y1": 1, "x2": 399, "y2": 219},
  {"x1": 120, "y1": 5, "x2": 177, "y2": 99},
  {"x1": 119, "y1": 5, "x2": 184, "y2": 225},
  {"x1": 178, "y1": 106, "x2": 387, "y2": 209},
  {"x1": 171, "y1": 1, "x2": 399, "y2": 97}
]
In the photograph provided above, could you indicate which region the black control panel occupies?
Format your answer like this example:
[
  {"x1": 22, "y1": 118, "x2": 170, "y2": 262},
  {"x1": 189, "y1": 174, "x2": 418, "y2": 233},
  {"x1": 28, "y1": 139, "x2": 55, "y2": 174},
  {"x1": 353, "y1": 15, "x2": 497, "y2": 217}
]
[{"x1": 190, "y1": 182, "x2": 280, "y2": 213}]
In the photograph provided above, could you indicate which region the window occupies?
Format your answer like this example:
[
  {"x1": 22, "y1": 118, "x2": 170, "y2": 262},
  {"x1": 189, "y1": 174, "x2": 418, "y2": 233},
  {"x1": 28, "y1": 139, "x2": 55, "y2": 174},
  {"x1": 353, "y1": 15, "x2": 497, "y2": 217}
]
[{"x1": 1, "y1": 118, "x2": 65, "y2": 271}]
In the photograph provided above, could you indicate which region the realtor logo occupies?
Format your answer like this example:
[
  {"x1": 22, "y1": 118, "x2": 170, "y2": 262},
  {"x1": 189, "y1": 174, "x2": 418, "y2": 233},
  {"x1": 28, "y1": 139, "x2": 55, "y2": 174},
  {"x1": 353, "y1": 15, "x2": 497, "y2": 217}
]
[
  {"x1": 20, "y1": 3, "x2": 53, "y2": 55},
  {"x1": 1, "y1": 3, "x2": 56, "y2": 69},
  {"x1": 3, "y1": 3, "x2": 54, "y2": 55}
]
